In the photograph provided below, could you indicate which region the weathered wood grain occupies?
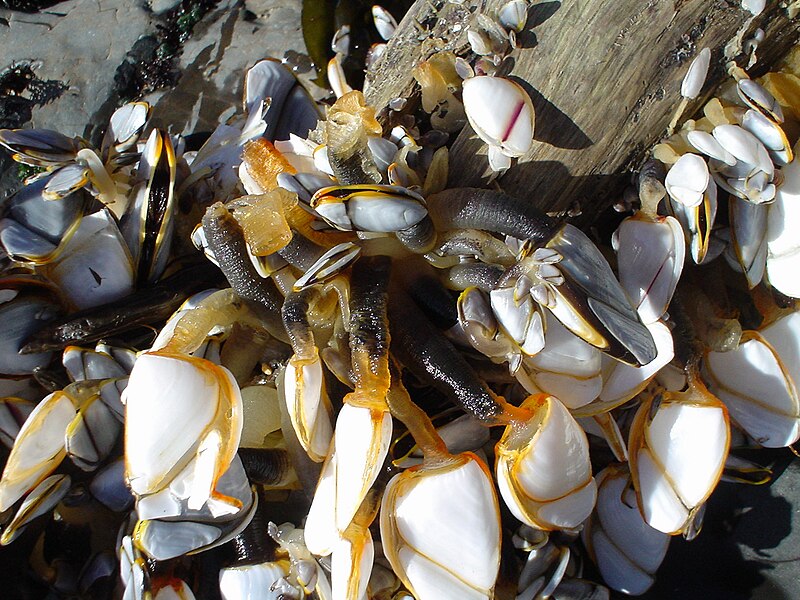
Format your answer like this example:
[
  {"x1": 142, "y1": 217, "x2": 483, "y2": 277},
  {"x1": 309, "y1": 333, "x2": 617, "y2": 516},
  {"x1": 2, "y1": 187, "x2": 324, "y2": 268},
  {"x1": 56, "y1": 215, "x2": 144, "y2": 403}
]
[{"x1": 365, "y1": 0, "x2": 799, "y2": 216}]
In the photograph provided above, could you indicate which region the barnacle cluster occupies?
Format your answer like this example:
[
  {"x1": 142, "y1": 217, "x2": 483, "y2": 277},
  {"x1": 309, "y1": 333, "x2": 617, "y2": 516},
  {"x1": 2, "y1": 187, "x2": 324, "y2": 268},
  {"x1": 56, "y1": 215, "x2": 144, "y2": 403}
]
[{"x1": 0, "y1": 1, "x2": 799, "y2": 599}]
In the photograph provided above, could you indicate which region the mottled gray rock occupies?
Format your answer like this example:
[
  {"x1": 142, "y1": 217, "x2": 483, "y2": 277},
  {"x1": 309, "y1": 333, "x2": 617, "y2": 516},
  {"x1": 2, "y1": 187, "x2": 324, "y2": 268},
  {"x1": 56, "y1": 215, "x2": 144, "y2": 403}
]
[
  {"x1": 0, "y1": 0, "x2": 154, "y2": 138},
  {"x1": 143, "y1": 0, "x2": 320, "y2": 136},
  {"x1": 0, "y1": 0, "x2": 317, "y2": 139},
  {"x1": 149, "y1": 0, "x2": 182, "y2": 14}
]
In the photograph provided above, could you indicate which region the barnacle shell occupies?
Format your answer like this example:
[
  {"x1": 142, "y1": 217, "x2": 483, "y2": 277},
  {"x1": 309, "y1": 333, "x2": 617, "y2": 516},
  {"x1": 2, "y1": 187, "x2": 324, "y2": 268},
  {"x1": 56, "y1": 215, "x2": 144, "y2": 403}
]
[
  {"x1": 518, "y1": 311, "x2": 602, "y2": 411},
  {"x1": 766, "y1": 155, "x2": 800, "y2": 296},
  {"x1": 681, "y1": 48, "x2": 711, "y2": 100},
  {"x1": 665, "y1": 153, "x2": 709, "y2": 207},
  {"x1": 615, "y1": 214, "x2": 685, "y2": 324},
  {"x1": 0, "y1": 389, "x2": 75, "y2": 511},
  {"x1": 124, "y1": 351, "x2": 243, "y2": 509},
  {"x1": 495, "y1": 394, "x2": 596, "y2": 530},
  {"x1": 381, "y1": 454, "x2": 501, "y2": 600},
  {"x1": 704, "y1": 311, "x2": 800, "y2": 448},
  {"x1": 583, "y1": 466, "x2": 669, "y2": 595},
  {"x1": 462, "y1": 76, "x2": 534, "y2": 158},
  {"x1": 281, "y1": 352, "x2": 334, "y2": 462},
  {"x1": 629, "y1": 384, "x2": 729, "y2": 534},
  {"x1": 304, "y1": 404, "x2": 392, "y2": 555}
]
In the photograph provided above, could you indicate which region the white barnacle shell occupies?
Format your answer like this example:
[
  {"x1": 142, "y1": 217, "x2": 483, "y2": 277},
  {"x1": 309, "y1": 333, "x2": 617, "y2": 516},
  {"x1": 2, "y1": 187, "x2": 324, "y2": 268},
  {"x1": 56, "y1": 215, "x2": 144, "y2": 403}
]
[
  {"x1": 728, "y1": 195, "x2": 768, "y2": 288},
  {"x1": 742, "y1": 0, "x2": 766, "y2": 16},
  {"x1": 498, "y1": 0, "x2": 528, "y2": 33},
  {"x1": 372, "y1": 5, "x2": 398, "y2": 41},
  {"x1": 331, "y1": 404, "x2": 391, "y2": 532},
  {"x1": 0, "y1": 390, "x2": 76, "y2": 511},
  {"x1": 582, "y1": 466, "x2": 669, "y2": 596},
  {"x1": 664, "y1": 153, "x2": 709, "y2": 207},
  {"x1": 134, "y1": 456, "x2": 255, "y2": 560},
  {"x1": 103, "y1": 102, "x2": 150, "y2": 153},
  {"x1": 686, "y1": 130, "x2": 736, "y2": 166},
  {"x1": 124, "y1": 351, "x2": 243, "y2": 508},
  {"x1": 63, "y1": 345, "x2": 129, "y2": 382},
  {"x1": 462, "y1": 75, "x2": 535, "y2": 158},
  {"x1": 495, "y1": 394, "x2": 597, "y2": 530},
  {"x1": 304, "y1": 404, "x2": 392, "y2": 554},
  {"x1": 457, "y1": 287, "x2": 518, "y2": 366},
  {"x1": 0, "y1": 177, "x2": 86, "y2": 265},
  {"x1": 490, "y1": 285, "x2": 545, "y2": 357},
  {"x1": 42, "y1": 163, "x2": 90, "y2": 201},
  {"x1": 280, "y1": 352, "x2": 334, "y2": 462},
  {"x1": 331, "y1": 24, "x2": 351, "y2": 55},
  {"x1": 304, "y1": 451, "x2": 339, "y2": 556},
  {"x1": 742, "y1": 109, "x2": 792, "y2": 166},
  {"x1": 629, "y1": 385, "x2": 729, "y2": 534},
  {"x1": 219, "y1": 562, "x2": 288, "y2": 600},
  {"x1": 327, "y1": 55, "x2": 353, "y2": 99},
  {"x1": 681, "y1": 48, "x2": 711, "y2": 100},
  {"x1": 331, "y1": 519, "x2": 374, "y2": 600},
  {"x1": 46, "y1": 209, "x2": 135, "y2": 310},
  {"x1": 487, "y1": 145, "x2": 512, "y2": 174},
  {"x1": 243, "y1": 59, "x2": 320, "y2": 143},
  {"x1": 295, "y1": 243, "x2": 361, "y2": 291},
  {"x1": 615, "y1": 213, "x2": 685, "y2": 324},
  {"x1": 0, "y1": 128, "x2": 79, "y2": 167},
  {"x1": 311, "y1": 185, "x2": 427, "y2": 233},
  {"x1": 712, "y1": 124, "x2": 774, "y2": 177},
  {"x1": 766, "y1": 155, "x2": 800, "y2": 297},
  {"x1": 517, "y1": 311, "x2": 602, "y2": 411},
  {"x1": 66, "y1": 388, "x2": 121, "y2": 471},
  {"x1": 737, "y1": 77, "x2": 783, "y2": 123},
  {"x1": 468, "y1": 29, "x2": 494, "y2": 56},
  {"x1": 593, "y1": 320, "x2": 674, "y2": 415},
  {"x1": 346, "y1": 193, "x2": 427, "y2": 232},
  {"x1": 542, "y1": 224, "x2": 658, "y2": 366},
  {"x1": 668, "y1": 176, "x2": 717, "y2": 264},
  {"x1": 380, "y1": 454, "x2": 501, "y2": 600},
  {"x1": 1, "y1": 473, "x2": 71, "y2": 545},
  {"x1": 120, "y1": 534, "x2": 149, "y2": 599},
  {"x1": 703, "y1": 311, "x2": 800, "y2": 448}
]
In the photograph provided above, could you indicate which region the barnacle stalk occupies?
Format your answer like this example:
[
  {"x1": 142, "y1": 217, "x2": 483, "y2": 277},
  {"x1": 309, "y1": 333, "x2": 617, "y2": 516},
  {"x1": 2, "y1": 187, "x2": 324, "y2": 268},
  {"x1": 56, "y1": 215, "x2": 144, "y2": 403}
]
[
  {"x1": 281, "y1": 287, "x2": 334, "y2": 462},
  {"x1": 325, "y1": 91, "x2": 383, "y2": 185},
  {"x1": 201, "y1": 202, "x2": 287, "y2": 341}
]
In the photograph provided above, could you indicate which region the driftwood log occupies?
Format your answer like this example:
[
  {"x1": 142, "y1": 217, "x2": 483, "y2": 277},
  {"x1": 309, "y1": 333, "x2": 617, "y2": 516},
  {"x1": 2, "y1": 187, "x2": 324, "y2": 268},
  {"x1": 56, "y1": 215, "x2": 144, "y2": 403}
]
[{"x1": 364, "y1": 0, "x2": 799, "y2": 217}]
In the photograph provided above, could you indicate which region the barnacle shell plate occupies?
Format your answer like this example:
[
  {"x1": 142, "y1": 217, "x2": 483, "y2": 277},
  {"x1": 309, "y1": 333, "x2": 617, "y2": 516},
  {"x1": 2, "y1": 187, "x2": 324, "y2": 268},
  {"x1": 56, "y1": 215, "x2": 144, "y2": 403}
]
[
  {"x1": 124, "y1": 352, "x2": 242, "y2": 501},
  {"x1": 462, "y1": 76, "x2": 534, "y2": 158},
  {"x1": 495, "y1": 394, "x2": 596, "y2": 530},
  {"x1": 380, "y1": 454, "x2": 500, "y2": 600}
]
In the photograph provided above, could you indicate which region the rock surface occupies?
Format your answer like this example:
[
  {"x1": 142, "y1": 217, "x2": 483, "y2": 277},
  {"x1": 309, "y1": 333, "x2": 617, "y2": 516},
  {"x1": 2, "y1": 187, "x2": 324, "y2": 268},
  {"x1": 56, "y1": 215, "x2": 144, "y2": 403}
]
[
  {"x1": 0, "y1": 0, "x2": 154, "y2": 138},
  {"x1": 0, "y1": 0, "x2": 314, "y2": 138},
  {"x1": 142, "y1": 0, "x2": 321, "y2": 135},
  {"x1": 0, "y1": 0, "x2": 314, "y2": 200}
]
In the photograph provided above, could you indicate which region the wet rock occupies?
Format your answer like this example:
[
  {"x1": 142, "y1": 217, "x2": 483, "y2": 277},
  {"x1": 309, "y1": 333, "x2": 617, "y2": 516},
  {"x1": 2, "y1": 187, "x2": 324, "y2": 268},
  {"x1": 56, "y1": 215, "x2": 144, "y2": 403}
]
[
  {"x1": 0, "y1": 0, "x2": 154, "y2": 138},
  {"x1": 149, "y1": 0, "x2": 182, "y2": 14},
  {"x1": 143, "y1": 0, "x2": 318, "y2": 136}
]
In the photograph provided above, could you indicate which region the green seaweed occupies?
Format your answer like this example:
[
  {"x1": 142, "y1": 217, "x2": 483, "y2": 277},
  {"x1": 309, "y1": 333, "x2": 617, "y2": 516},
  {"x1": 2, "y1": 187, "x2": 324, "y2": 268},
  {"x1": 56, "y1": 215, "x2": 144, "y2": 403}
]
[
  {"x1": 114, "y1": 1, "x2": 219, "y2": 102},
  {"x1": 302, "y1": 0, "x2": 336, "y2": 88},
  {"x1": 15, "y1": 163, "x2": 44, "y2": 181}
]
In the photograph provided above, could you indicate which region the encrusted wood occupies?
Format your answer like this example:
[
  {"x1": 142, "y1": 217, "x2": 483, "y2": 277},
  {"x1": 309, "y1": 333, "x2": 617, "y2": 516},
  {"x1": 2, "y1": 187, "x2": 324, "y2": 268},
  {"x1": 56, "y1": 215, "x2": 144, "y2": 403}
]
[{"x1": 365, "y1": 0, "x2": 799, "y2": 216}]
